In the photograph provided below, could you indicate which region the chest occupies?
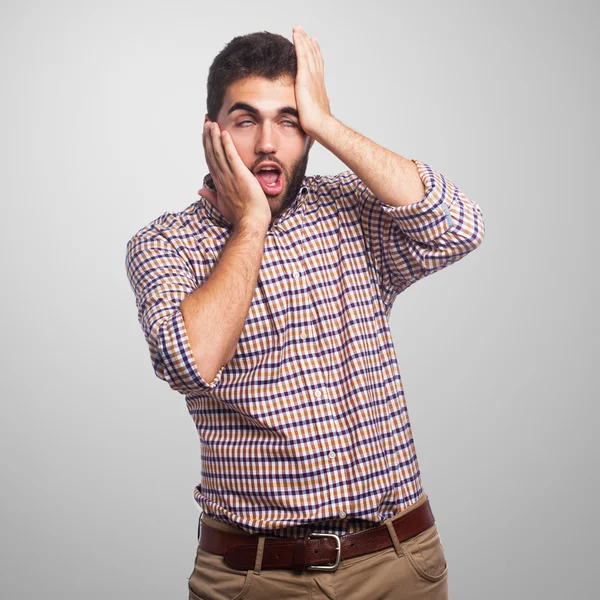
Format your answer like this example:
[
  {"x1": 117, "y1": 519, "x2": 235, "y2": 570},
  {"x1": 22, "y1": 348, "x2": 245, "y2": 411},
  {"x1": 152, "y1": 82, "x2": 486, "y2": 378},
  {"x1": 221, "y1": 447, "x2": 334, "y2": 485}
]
[{"x1": 228, "y1": 208, "x2": 384, "y2": 365}]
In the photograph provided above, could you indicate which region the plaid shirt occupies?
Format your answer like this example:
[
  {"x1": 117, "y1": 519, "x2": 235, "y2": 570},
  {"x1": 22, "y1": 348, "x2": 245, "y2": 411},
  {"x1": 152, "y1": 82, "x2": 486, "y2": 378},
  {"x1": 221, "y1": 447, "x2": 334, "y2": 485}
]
[{"x1": 125, "y1": 159, "x2": 485, "y2": 538}]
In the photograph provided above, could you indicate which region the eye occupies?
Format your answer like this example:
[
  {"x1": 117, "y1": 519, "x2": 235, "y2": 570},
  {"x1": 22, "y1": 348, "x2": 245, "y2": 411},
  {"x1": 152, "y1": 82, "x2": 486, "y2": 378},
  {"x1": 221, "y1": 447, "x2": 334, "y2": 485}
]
[{"x1": 236, "y1": 119, "x2": 298, "y2": 128}]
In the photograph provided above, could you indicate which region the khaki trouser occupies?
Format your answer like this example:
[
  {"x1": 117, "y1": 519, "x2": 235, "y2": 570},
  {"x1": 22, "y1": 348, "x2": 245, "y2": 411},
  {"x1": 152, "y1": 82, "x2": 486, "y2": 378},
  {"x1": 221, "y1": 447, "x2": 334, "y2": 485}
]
[{"x1": 188, "y1": 493, "x2": 448, "y2": 599}]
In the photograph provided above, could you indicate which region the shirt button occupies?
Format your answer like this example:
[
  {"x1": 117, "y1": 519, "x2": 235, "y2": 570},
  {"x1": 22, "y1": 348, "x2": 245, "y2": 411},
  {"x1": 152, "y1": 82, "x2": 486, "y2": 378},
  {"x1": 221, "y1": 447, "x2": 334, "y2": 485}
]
[
  {"x1": 338, "y1": 511, "x2": 347, "y2": 519},
  {"x1": 293, "y1": 271, "x2": 300, "y2": 279},
  {"x1": 300, "y1": 332, "x2": 307, "y2": 340},
  {"x1": 314, "y1": 390, "x2": 322, "y2": 398},
  {"x1": 328, "y1": 451, "x2": 336, "y2": 459}
]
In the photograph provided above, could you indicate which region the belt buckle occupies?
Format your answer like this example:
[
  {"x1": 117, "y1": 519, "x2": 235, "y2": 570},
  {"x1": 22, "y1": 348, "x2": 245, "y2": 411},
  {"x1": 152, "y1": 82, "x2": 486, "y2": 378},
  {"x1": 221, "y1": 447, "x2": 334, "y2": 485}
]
[{"x1": 306, "y1": 532, "x2": 342, "y2": 571}]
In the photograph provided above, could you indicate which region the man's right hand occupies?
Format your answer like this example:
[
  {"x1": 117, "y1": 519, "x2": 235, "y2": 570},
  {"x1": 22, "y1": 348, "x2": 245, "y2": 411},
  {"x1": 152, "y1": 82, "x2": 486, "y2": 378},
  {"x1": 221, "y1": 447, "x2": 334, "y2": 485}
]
[{"x1": 199, "y1": 120, "x2": 271, "y2": 230}]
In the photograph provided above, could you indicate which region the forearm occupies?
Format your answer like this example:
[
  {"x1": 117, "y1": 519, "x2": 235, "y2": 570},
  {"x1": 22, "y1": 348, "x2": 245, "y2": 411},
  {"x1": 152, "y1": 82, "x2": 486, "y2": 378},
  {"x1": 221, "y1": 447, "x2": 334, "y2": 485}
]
[
  {"x1": 180, "y1": 220, "x2": 268, "y2": 382},
  {"x1": 312, "y1": 116, "x2": 426, "y2": 207}
]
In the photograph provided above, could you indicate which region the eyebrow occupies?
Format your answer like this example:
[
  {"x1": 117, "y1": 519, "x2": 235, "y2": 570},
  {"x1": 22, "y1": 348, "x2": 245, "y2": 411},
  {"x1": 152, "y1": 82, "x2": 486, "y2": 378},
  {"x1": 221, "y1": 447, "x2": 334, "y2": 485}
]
[{"x1": 227, "y1": 102, "x2": 299, "y2": 119}]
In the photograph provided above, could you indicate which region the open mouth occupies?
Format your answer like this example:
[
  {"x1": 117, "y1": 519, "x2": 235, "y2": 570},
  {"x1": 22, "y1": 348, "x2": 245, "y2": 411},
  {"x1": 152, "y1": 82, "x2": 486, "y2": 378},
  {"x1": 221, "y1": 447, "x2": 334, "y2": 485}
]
[{"x1": 254, "y1": 164, "x2": 284, "y2": 196}]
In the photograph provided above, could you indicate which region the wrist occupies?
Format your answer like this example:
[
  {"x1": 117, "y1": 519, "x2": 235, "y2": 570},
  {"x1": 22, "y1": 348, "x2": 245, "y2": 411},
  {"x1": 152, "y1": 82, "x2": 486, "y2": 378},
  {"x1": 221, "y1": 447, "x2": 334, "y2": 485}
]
[
  {"x1": 308, "y1": 113, "x2": 338, "y2": 147},
  {"x1": 236, "y1": 215, "x2": 270, "y2": 235}
]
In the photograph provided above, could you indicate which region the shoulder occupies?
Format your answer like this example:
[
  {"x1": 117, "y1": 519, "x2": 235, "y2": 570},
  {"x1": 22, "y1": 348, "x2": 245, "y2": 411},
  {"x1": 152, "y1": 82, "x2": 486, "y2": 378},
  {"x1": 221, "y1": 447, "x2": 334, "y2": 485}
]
[
  {"x1": 304, "y1": 170, "x2": 360, "y2": 188},
  {"x1": 125, "y1": 199, "x2": 216, "y2": 254},
  {"x1": 304, "y1": 170, "x2": 368, "y2": 207}
]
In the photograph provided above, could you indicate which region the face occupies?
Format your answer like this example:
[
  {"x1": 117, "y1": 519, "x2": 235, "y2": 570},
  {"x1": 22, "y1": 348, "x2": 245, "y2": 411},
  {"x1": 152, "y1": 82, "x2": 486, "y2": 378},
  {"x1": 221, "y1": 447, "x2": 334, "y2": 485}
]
[{"x1": 207, "y1": 75, "x2": 315, "y2": 222}]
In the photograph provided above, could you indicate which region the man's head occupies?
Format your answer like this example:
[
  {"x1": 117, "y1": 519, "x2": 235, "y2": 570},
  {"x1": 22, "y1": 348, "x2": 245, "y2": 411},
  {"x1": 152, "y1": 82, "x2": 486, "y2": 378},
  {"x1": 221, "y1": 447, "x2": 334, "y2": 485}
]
[{"x1": 205, "y1": 32, "x2": 315, "y2": 221}]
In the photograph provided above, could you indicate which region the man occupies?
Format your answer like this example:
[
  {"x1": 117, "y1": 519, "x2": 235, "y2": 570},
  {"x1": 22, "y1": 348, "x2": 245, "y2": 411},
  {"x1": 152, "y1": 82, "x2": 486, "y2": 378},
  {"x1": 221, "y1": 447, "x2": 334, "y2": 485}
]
[{"x1": 125, "y1": 26, "x2": 485, "y2": 599}]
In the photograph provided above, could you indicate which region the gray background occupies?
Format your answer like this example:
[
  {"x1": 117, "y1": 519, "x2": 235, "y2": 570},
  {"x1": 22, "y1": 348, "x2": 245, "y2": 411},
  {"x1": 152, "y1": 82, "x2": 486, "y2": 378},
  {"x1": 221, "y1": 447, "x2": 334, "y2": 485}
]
[{"x1": 1, "y1": 0, "x2": 598, "y2": 598}]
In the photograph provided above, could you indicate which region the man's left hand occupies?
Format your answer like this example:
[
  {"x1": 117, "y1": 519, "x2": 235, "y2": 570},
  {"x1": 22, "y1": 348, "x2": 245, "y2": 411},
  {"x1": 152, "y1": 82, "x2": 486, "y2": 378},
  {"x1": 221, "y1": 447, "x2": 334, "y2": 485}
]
[{"x1": 292, "y1": 26, "x2": 332, "y2": 139}]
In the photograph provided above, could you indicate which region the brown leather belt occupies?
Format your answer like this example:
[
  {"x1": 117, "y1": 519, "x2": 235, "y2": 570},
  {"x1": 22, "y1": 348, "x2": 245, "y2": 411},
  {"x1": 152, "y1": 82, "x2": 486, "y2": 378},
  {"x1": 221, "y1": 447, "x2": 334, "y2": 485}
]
[{"x1": 199, "y1": 499, "x2": 435, "y2": 572}]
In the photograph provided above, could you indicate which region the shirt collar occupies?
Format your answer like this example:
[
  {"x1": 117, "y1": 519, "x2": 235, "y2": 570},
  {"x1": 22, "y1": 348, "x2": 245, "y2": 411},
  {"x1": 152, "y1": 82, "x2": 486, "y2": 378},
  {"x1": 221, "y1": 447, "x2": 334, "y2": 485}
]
[{"x1": 198, "y1": 176, "x2": 313, "y2": 235}]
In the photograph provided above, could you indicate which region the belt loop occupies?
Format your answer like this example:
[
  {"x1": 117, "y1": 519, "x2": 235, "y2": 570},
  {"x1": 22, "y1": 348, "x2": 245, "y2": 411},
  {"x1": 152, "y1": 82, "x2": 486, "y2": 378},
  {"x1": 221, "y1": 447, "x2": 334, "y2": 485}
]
[
  {"x1": 384, "y1": 518, "x2": 404, "y2": 558},
  {"x1": 383, "y1": 493, "x2": 429, "y2": 558},
  {"x1": 253, "y1": 535, "x2": 266, "y2": 575}
]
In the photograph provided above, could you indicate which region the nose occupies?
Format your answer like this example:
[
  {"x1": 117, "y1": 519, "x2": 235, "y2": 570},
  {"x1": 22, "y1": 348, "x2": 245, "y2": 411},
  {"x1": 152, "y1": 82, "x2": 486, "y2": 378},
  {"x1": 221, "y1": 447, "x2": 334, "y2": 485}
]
[{"x1": 254, "y1": 122, "x2": 278, "y2": 155}]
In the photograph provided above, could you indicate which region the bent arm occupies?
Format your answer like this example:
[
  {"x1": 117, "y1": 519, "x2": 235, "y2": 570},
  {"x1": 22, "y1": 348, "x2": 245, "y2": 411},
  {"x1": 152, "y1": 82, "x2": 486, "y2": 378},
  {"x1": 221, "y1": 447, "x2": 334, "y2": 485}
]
[
  {"x1": 125, "y1": 219, "x2": 268, "y2": 395},
  {"x1": 180, "y1": 220, "x2": 268, "y2": 383}
]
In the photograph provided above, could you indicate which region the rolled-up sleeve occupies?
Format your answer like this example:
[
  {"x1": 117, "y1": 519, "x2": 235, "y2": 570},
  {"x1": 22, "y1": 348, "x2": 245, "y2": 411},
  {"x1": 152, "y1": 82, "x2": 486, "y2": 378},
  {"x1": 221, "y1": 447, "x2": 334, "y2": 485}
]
[
  {"x1": 343, "y1": 159, "x2": 485, "y2": 299},
  {"x1": 125, "y1": 231, "x2": 224, "y2": 395}
]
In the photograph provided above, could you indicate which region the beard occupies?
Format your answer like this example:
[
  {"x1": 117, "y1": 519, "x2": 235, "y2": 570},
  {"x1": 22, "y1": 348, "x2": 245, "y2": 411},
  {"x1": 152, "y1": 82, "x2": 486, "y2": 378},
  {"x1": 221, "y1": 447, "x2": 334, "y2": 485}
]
[
  {"x1": 268, "y1": 143, "x2": 311, "y2": 223},
  {"x1": 201, "y1": 140, "x2": 312, "y2": 225}
]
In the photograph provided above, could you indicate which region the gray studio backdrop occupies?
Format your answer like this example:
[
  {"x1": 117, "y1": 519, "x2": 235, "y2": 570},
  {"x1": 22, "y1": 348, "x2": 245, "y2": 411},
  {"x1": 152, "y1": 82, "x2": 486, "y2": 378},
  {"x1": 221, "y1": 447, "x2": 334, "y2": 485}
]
[{"x1": 1, "y1": 1, "x2": 598, "y2": 598}]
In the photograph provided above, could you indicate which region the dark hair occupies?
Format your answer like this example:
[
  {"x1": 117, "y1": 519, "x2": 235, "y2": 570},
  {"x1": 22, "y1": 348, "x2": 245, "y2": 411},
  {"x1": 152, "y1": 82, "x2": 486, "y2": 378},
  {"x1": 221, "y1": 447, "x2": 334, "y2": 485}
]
[{"x1": 206, "y1": 31, "x2": 297, "y2": 121}]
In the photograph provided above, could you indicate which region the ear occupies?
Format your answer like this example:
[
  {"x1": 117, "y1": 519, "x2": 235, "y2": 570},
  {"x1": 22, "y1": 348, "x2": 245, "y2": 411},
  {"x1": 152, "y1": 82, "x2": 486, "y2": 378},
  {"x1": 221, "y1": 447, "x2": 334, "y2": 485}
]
[{"x1": 198, "y1": 187, "x2": 217, "y2": 205}]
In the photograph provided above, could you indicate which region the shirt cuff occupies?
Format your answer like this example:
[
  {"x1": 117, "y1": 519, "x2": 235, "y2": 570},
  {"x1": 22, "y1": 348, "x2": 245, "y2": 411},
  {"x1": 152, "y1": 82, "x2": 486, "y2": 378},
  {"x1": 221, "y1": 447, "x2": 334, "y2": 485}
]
[
  {"x1": 155, "y1": 308, "x2": 224, "y2": 394},
  {"x1": 378, "y1": 159, "x2": 455, "y2": 243}
]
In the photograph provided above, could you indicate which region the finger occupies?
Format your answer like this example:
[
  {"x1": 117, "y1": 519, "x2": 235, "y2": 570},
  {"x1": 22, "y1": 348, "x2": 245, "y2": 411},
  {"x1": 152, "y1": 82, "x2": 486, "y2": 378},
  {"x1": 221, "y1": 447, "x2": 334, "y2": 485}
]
[
  {"x1": 292, "y1": 27, "x2": 304, "y2": 64},
  {"x1": 303, "y1": 33, "x2": 319, "y2": 73},
  {"x1": 306, "y1": 35, "x2": 321, "y2": 72},
  {"x1": 312, "y1": 38, "x2": 324, "y2": 72},
  {"x1": 206, "y1": 122, "x2": 232, "y2": 197},
  {"x1": 293, "y1": 27, "x2": 317, "y2": 72},
  {"x1": 210, "y1": 122, "x2": 234, "y2": 177},
  {"x1": 220, "y1": 129, "x2": 250, "y2": 178},
  {"x1": 302, "y1": 30, "x2": 320, "y2": 72},
  {"x1": 203, "y1": 121, "x2": 222, "y2": 182}
]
